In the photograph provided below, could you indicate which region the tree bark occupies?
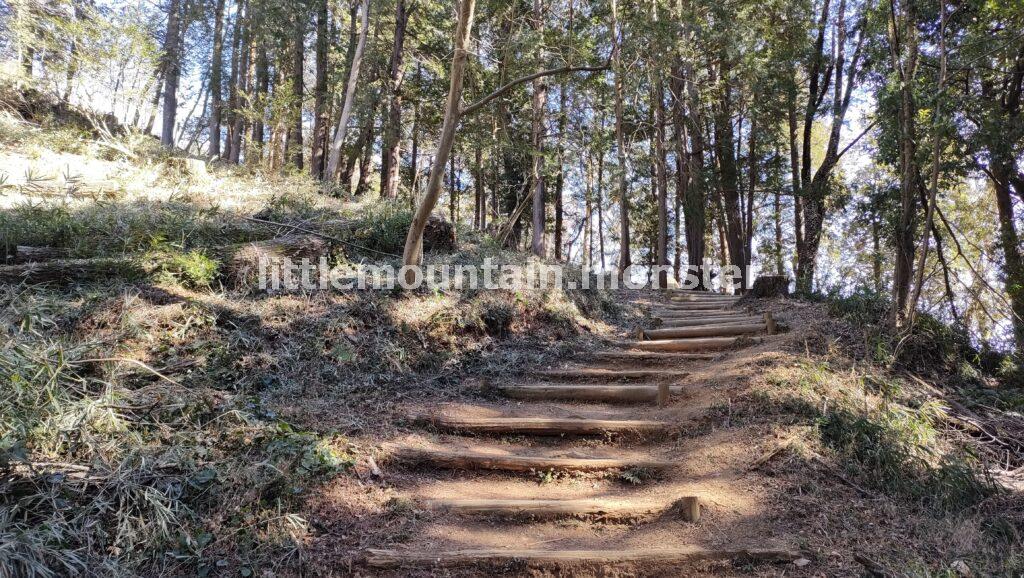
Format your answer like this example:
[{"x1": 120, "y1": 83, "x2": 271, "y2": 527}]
[
  {"x1": 224, "y1": 0, "x2": 244, "y2": 158},
  {"x1": 380, "y1": 0, "x2": 409, "y2": 198},
  {"x1": 310, "y1": 0, "x2": 330, "y2": 178},
  {"x1": 401, "y1": 0, "x2": 476, "y2": 277},
  {"x1": 287, "y1": 16, "x2": 305, "y2": 170},
  {"x1": 324, "y1": 0, "x2": 371, "y2": 183},
  {"x1": 208, "y1": 0, "x2": 226, "y2": 157},
  {"x1": 529, "y1": 0, "x2": 548, "y2": 258},
  {"x1": 888, "y1": 0, "x2": 921, "y2": 325},
  {"x1": 611, "y1": 0, "x2": 630, "y2": 276},
  {"x1": 654, "y1": 74, "x2": 669, "y2": 288},
  {"x1": 160, "y1": 0, "x2": 183, "y2": 148},
  {"x1": 228, "y1": 0, "x2": 251, "y2": 164}
]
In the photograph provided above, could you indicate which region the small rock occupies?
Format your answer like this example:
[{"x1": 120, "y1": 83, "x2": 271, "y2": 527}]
[
  {"x1": 950, "y1": 560, "x2": 973, "y2": 577},
  {"x1": 793, "y1": 557, "x2": 811, "y2": 568}
]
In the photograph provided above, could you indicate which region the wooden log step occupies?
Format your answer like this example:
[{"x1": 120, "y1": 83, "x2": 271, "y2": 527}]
[
  {"x1": 655, "y1": 303, "x2": 735, "y2": 311},
  {"x1": 589, "y1": 350, "x2": 716, "y2": 362},
  {"x1": 668, "y1": 295, "x2": 741, "y2": 303},
  {"x1": 657, "y1": 309, "x2": 749, "y2": 319},
  {"x1": 418, "y1": 495, "x2": 701, "y2": 521},
  {"x1": 644, "y1": 323, "x2": 766, "y2": 341},
  {"x1": 530, "y1": 368, "x2": 686, "y2": 381},
  {"x1": 627, "y1": 336, "x2": 758, "y2": 352},
  {"x1": 657, "y1": 316, "x2": 762, "y2": 328},
  {"x1": 497, "y1": 384, "x2": 684, "y2": 403},
  {"x1": 415, "y1": 414, "x2": 671, "y2": 435},
  {"x1": 365, "y1": 545, "x2": 804, "y2": 569},
  {"x1": 388, "y1": 446, "x2": 675, "y2": 472}
]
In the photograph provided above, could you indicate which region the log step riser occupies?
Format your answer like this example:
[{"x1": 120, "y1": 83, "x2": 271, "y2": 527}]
[
  {"x1": 644, "y1": 323, "x2": 766, "y2": 340},
  {"x1": 365, "y1": 546, "x2": 805, "y2": 568},
  {"x1": 419, "y1": 496, "x2": 701, "y2": 522},
  {"x1": 391, "y1": 448, "x2": 675, "y2": 472},
  {"x1": 417, "y1": 416, "x2": 671, "y2": 436},
  {"x1": 498, "y1": 384, "x2": 684, "y2": 403}
]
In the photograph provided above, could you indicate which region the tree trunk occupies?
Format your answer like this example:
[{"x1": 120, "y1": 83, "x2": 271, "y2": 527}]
[
  {"x1": 596, "y1": 145, "x2": 606, "y2": 270},
  {"x1": 449, "y1": 153, "x2": 458, "y2": 223},
  {"x1": 888, "y1": 0, "x2": 920, "y2": 325},
  {"x1": 288, "y1": 16, "x2": 305, "y2": 170},
  {"x1": 310, "y1": 0, "x2": 330, "y2": 178},
  {"x1": 250, "y1": 43, "x2": 268, "y2": 161},
  {"x1": 554, "y1": 84, "x2": 567, "y2": 261},
  {"x1": 355, "y1": 102, "x2": 377, "y2": 196},
  {"x1": 712, "y1": 58, "x2": 746, "y2": 289},
  {"x1": 774, "y1": 189, "x2": 784, "y2": 275},
  {"x1": 224, "y1": 0, "x2": 244, "y2": 158},
  {"x1": 380, "y1": 0, "x2": 409, "y2": 198},
  {"x1": 402, "y1": 0, "x2": 475, "y2": 276},
  {"x1": 654, "y1": 74, "x2": 669, "y2": 288},
  {"x1": 611, "y1": 0, "x2": 630, "y2": 276},
  {"x1": 993, "y1": 161, "x2": 1024, "y2": 351},
  {"x1": 208, "y1": 0, "x2": 226, "y2": 157},
  {"x1": 325, "y1": 0, "x2": 371, "y2": 183},
  {"x1": 680, "y1": 60, "x2": 707, "y2": 288},
  {"x1": 160, "y1": 0, "x2": 183, "y2": 148},
  {"x1": 228, "y1": 0, "x2": 251, "y2": 164},
  {"x1": 529, "y1": 0, "x2": 547, "y2": 258}
]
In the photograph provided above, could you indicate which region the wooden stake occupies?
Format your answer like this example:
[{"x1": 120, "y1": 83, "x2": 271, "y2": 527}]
[
  {"x1": 677, "y1": 496, "x2": 701, "y2": 522},
  {"x1": 764, "y1": 311, "x2": 776, "y2": 335},
  {"x1": 657, "y1": 382, "x2": 669, "y2": 407}
]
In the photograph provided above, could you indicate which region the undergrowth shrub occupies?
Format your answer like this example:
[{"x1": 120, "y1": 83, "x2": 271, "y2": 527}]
[
  {"x1": 826, "y1": 288, "x2": 985, "y2": 381},
  {"x1": 156, "y1": 249, "x2": 220, "y2": 288},
  {"x1": 0, "y1": 334, "x2": 351, "y2": 576},
  {"x1": 0, "y1": 199, "x2": 265, "y2": 257},
  {"x1": 346, "y1": 202, "x2": 412, "y2": 256},
  {"x1": 819, "y1": 407, "x2": 995, "y2": 512}
]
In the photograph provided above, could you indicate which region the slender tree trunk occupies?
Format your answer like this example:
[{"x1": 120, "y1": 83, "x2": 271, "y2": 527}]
[
  {"x1": 325, "y1": 0, "x2": 370, "y2": 183},
  {"x1": 224, "y1": 0, "x2": 244, "y2": 158},
  {"x1": 310, "y1": 0, "x2": 330, "y2": 178},
  {"x1": 654, "y1": 74, "x2": 669, "y2": 288},
  {"x1": 611, "y1": 0, "x2": 630, "y2": 276},
  {"x1": 712, "y1": 58, "x2": 746, "y2": 289},
  {"x1": 889, "y1": 0, "x2": 920, "y2": 325},
  {"x1": 682, "y1": 61, "x2": 707, "y2": 288},
  {"x1": 401, "y1": 0, "x2": 475, "y2": 275},
  {"x1": 906, "y1": 0, "x2": 948, "y2": 325},
  {"x1": 380, "y1": 0, "x2": 409, "y2": 198},
  {"x1": 449, "y1": 153, "x2": 458, "y2": 223},
  {"x1": 410, "y1": 88, "x2": 420, "y2": 194},
  {"x1": 475, "y1": 146, "x2": 485, "y2": 229},
  {"x1": 554, "y1": 83, "x2": 567, "y2": 260},
  {"x1": 872, "y1": 218, "x2": 882, "y2": 292},
  {"x1": 208, "y1": 0, "x2": 226, "y2": 157},
  {"x1": 228, "y1": 2, "x2": 251, "y2": 164},
  {"x1": 597, "y1": 146, "x2": 606, "y2": 270},
  {"x1": 160, "y1": 0, "x2": 183, "y2": 148},
  {"x1": 250, "y1": 44, "x2": 268, "y2": 161},
  {"x1": 288, "y1": 16, "x2": 305, "y2": 169},
  {"x1": 355, "y1": 101, "x2": 377, "y2": 195},
  {"x1": 529, "y1": 0, "x2": 547, "y2": 258}
]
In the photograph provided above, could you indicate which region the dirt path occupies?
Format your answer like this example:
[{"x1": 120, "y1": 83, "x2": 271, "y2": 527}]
[{"x1": 360, "y1": 290, "x2": 805, "y2": 575}]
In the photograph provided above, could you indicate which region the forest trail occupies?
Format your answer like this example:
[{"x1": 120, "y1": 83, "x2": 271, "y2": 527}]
[{"x1": 365, "y1": 290, "x2": 806, "y2": 575}]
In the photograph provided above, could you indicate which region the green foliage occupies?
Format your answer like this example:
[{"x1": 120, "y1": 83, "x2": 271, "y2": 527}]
[
  {"x1": 819, "y1": 408, "x2": 994, "y2": 512},
  {"x1": 826, "y1": 289, "x2": 985, "y2": 381},
  {"x1": 346, "y1": 201, "x2": 413, "y2": 256},
  {"x1": 156, "y1": 250, "x2": 220, "y2": 288}
]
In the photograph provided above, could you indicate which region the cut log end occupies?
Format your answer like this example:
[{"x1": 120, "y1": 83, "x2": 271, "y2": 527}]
[{"x1": 749, "y1": 275, "x2": 790, "y2": 298}]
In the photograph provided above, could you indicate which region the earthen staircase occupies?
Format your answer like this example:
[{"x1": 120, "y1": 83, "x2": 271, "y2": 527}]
[{"x1": 366, "y1": 289, "x2": 800, "y2": 572}]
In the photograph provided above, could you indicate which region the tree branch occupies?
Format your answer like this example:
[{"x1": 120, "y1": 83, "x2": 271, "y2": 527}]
[{"x1": 459, "y1": 62, "x2": 609, "y2": 118}]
